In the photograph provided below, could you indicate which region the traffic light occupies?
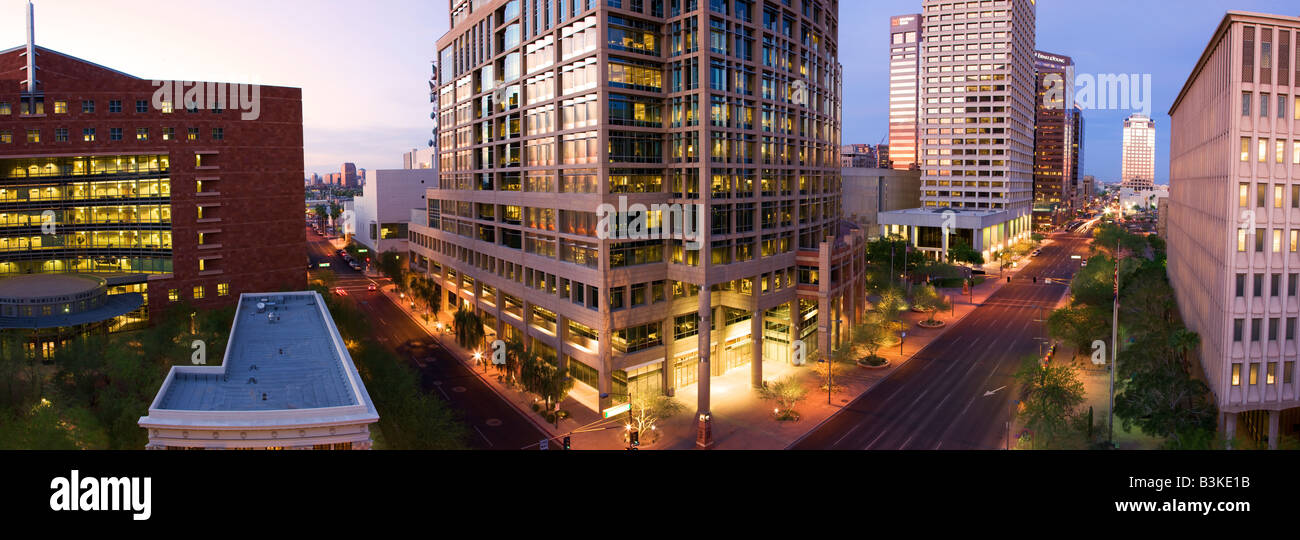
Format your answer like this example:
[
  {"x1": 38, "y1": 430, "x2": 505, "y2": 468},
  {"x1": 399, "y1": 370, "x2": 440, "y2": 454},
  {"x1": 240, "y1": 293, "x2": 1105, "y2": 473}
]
[
  {"x1": 563, "y1": 436, "x2": 571, "y2": 450},
  {"x1": 629, "y1": 430, "x2": 640, "y2": 449}
]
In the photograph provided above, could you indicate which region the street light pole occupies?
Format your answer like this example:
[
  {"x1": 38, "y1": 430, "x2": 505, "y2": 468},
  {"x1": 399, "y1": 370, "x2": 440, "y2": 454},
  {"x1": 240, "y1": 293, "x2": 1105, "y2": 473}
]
[{"x1": 1109, "y1": 239, "x2": 1120, "y2": 448}]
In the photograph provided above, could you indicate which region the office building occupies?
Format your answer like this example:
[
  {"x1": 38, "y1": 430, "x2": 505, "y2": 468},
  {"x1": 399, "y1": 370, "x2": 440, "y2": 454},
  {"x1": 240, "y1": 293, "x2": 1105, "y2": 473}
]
[
  {"x1": 138, "y1": 292, "x2": 380, "y2": 450},
  {"x1": 842, "y1": 167, "x2": 922, "y2": 238},
  {"x1": 1032, "y1": 50, "x2": 1075, "y2": 230},
  {"x1": 1167, "y1": 11, "x2": 1300, "y2": 448},
  {"x1": 414, "y1": 0, "x2": 861, "y2": 448},
  {"x1": 879, "y1": 0, "x2": 1038, "y2": 260},
  {"x1": 349, "y1": 168, "x2": 434, "y2": 257},
  {"x1": 1121, "y1": 113, "x2": 1155, "y2": 190},
  {"x1": 0, "y1": 3, "x2": 305, "y2": 326},
  {"x1": 888, "y1": 14, "x2": 922, "y2": 171},
  {"x1": 840, "y1": 144, "x2": 879, "y2": 168}
]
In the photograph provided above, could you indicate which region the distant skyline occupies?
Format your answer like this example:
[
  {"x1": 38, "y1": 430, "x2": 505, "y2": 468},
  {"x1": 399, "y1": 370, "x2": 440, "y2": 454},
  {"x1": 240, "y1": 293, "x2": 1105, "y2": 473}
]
[{"x1": 7, "y1": 0, "x2": 1298, "y2": 182}]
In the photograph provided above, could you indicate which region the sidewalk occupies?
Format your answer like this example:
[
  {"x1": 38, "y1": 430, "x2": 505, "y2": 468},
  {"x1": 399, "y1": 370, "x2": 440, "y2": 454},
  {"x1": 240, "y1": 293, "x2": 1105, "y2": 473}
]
[
  {"x1": 381, "y1": 253, "x2": 1038, "y2": 450},
  {"x1": 377, "y1": 285, "x2": 626, "y2": 449}
]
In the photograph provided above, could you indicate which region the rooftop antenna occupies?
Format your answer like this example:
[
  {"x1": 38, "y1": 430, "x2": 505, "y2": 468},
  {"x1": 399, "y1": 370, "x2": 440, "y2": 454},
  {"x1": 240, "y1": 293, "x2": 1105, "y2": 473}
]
[{"x1": 23, "y1": 1, "x2": 37, "y2": 94}]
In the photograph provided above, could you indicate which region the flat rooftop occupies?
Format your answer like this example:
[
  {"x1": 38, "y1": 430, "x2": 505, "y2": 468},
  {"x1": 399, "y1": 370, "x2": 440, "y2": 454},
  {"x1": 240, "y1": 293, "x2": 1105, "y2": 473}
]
[
  {"x1": 0, "y1": 274, "x2": 101, "y2": 298},
  {"x1": 155, "y1": 294, "x2": 358, "y2": 412}
]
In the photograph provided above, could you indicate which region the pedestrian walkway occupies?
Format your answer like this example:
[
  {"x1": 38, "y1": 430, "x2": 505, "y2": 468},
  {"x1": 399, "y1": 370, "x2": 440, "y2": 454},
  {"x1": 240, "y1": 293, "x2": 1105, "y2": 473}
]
[{"x1": 381, "y1": 251, "x2": 1042, "y2": 450}]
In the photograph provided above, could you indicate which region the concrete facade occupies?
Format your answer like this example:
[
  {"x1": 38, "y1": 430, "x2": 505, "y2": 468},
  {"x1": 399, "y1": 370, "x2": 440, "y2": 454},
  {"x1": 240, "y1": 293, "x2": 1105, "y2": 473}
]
[
  {"x1": 842, "y1": 167, "x2": 922, "y2": 238},
  {"x1": 1168, "y1": 11, "x2": 1300, "y2": 448},
  {"x1": 349, "y1": 168, "x2": 434, "y2": 256}
]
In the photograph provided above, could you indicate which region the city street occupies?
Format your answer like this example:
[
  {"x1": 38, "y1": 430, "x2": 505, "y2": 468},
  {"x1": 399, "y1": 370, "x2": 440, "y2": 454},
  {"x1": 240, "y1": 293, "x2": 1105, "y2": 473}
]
[
  {"x1": 791, "y1": 231, "x2": 1093, "y2": 450},
  {"x1": 306, "y1": 227, "x2": 550, "y2": 450}
]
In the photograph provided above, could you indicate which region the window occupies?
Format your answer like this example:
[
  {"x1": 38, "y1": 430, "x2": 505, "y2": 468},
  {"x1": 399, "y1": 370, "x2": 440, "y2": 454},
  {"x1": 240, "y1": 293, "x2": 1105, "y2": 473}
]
[
  {"x1": 1231, "y1": 363, "x2": 1241, "y2": 386},
  {"x1": 82, "y1": 100, "x2": 95, "y2": 113},
  {"x1": 54, "y1": 128, "x2": 67, "y2": 142},
  {"x1": 137, "y1": 128, "x2": 149, "y2": 141},
  {"x1": 193, "y1": 285, "x2": 205, "y2": 300},
  {"x1": 1292, "y1": 230, "x2": 1298, "y2": 253},
  {"x1": 1254, "y1": 274, "x2": 1264, "y2": 296},
  {"x1": 163, "y1": 127, "x2": 175, "y2": 141},
  {"x1": 53, "y1": 101, "x2": 66, "y2": 114},
  {"x1": 136, "y1": 100, "x2": 149, "y2": 113},
  {"x1": 82, "y1": 128, "x2": 96, "y2": 142},
  {"x1": 168, "y1": 289, "x2": 179, "y2": 302},
  {"x1": 217, "y1": 283, "x2": 230, "y2": 296},
  {"x1": 1273, "y1": 229, "x2": 1282, "y2": 253},
  {"x1": 1242, "y1": 92, "x2": 1251, "y2": 116},
  {"x1": 187, "y1": 128, "x2": 199, "y2": 141},
  {"x1": 1235, "y1": 273, "x2": 1246, "y2": 297},
  {"x1": 1233, "y1": 319, "x2": 1244, "y2": 342},
  {"x1": 1255, "y1": 228, "x2": 1265, "y2": 252},
  {"x1": 110, "y1": 128, "x2": 123, "y2": 141},
  {"x1": 26, "y1": 129, "x2": 38, "y2": 143},
  {"x1": 1280, "y1": 95, "x2": 1287, "y2": 118},
  {"x1": 1275, "y1": 185, "x2": 1284, "y2": 208},
  {"x1": 0, "y1": 130, "x2": 10, "y2": 144},
  {"x1": 1277, "y1": 140, "x2": 1286, "y2": 164},
  {"x1": 1261, "y1": 93, "x2": 1269, "y2": 117},
  {"x1": 1249, "y1": 364, "x2": 1259, "y2": 385},
  {"x1": 1241, "y1": 138, "x2": 1250, "y2": 161},
  {"x1": 1258, "y1": 139, "x2": 1267, "y2": 162},
  {"x1": 1239, "y1": 182, "x2": 1249, "y2": 205},
  {"x1": 212, "y1": 128, "x2": 224, "y2": 140},
  {"x1": 109, "y1": 100, "x2": 122, "y2": 113},
  {"x1": 0, "y1": 102, "x2": 9, "y2": 115}
]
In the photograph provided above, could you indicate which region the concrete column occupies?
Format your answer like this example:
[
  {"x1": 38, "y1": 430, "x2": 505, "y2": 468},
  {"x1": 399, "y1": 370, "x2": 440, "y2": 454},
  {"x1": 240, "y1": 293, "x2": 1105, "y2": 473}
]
[
  {"x1": 662, "y1": 316, "x2": 676, "y2": 397},
  {"x1": 817, "y1": 294, "x2": 831, "y2": 359},
  {"x1": 1223, "y1": 412, "x2": 1237, "y2": 449},
  {"x1": 597, "y1": 326, "x2": 613, "y2": 412},
  {"x1": 751, "y1": 287, "x2": 764, "y2": 389},
  {"x1": 521, "y1": 301, "x2": 533, "y2": 354},
  {"x1": 1268, "y1": 410, "x2": 1280, "y2": 450},
  {"x1": 788, "y1": 299, "x2": 800, "y2": 365},
  {"x1": 555, "y1": 314, "x2": 568, "y2": 373},
  {"x1": 696, "y1": 288, "x2": 714, "y2": 449}
]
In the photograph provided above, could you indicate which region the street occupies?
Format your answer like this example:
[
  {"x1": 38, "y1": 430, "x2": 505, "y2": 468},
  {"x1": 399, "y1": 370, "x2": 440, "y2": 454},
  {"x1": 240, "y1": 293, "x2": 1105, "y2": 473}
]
[
  {"x1": 791, "y1": 231, "x2": 1093, "y2": 450},
  {"x1": 305, "y1": 227, "x2": 551, "y2": 450}
]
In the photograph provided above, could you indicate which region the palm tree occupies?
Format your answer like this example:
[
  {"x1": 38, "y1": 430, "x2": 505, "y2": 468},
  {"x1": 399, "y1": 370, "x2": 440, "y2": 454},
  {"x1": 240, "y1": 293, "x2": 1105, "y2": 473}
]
[
  {"x1": 502, "y1": 337, "x2": 528, "y2": 384},
  {"x1": 452, "y1": 308, "x2": 486, "y2": 358},
  {"x1": 1168, "y1": 329, "x2": 1200, "y2": 374}
]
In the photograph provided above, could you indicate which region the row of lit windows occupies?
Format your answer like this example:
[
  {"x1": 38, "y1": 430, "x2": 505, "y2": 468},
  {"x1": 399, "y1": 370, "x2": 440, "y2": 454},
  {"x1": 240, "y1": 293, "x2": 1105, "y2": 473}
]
[
  {"x1": 1239, "y1": 138, "x2": 1300, "y2": 164},
  {"x1": 0, "y1": 127, "x2": 221, "y2": 144},
  {"x1": 0, "y1": 98, "x2": 215, "y2": 117},
  {"x1": 167, "y1": 283, "x2": 231, "y2": 302}
]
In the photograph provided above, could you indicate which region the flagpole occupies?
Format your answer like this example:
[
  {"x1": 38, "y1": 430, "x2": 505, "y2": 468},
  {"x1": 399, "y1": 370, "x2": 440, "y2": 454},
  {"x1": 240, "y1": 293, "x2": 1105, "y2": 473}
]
[{"x1": 1109, "y1": 238, "x2": 1119, "y2": 448}]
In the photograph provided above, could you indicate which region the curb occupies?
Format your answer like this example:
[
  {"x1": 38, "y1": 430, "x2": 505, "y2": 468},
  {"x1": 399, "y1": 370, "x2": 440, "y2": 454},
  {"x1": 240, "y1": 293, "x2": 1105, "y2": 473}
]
[{"x1": 378, "y1": 288, "x2": 565, "y2": 441}]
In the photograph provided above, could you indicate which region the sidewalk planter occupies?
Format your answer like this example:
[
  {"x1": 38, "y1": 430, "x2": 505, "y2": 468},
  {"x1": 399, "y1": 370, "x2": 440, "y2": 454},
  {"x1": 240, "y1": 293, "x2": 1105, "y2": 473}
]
[
  {"x1": 917, "y1": 319, "x2": 946, "y2": 329},
  {"x1": 857, "y1": 356, "x2": 891, "y2": 370}
]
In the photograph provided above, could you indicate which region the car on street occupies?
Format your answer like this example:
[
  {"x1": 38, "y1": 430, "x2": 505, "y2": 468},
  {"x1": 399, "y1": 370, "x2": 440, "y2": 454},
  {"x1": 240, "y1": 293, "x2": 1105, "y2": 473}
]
[
  {"x1": 334, "y1": 287, "x2": 348, "y2": 296},
  {"x1": 367, "y1": 283, "x2": 377, "y2": 292},
  {"x1": 350, "y1": 262, "x2": 361, "y2": 271}
]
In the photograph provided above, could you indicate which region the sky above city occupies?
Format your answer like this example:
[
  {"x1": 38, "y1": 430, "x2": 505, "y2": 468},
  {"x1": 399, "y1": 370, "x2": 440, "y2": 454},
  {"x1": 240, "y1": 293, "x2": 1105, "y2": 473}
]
[{"x1": 6, "y1": 0, "x2": 1299, "y2": 182}]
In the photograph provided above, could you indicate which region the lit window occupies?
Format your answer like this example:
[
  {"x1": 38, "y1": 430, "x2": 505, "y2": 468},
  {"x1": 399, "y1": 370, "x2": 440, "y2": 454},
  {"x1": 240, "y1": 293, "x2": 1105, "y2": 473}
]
[
  {"x1": 1249, "y1": 364, "x2": 1258, "y2": 385},
  {"x1": 0, "y1": 130, "x2": 9, "y2": 144},
  {"x1": 1277, "y1": 140, "x2": 1286, "y2": 164},
  {"x1": 1231, "y1": 364, "x2": 1241, "y2": 385},
  {"x1": 82, "y1": 128, "x2": 96, "y2": 142},
  {"x1": 161, "y1": 101, "x2": 174, "y2": 114},
  {"x1": 1267, "y1": 363, "x2": 1276, "y2": 385},
  {"x1": 1239, "y1": 182, "x2": 1249, "y2": 206},
  {"x1": 1241, "y1": 137, "x2": 1250, "y2": 161},
  {"x1": 1291, "y1": 230, "x2": 1298, "y2": 253},
  {"x1": 1275, "y1": 185, "x2": 1284, "y2": 208},
  {"x1": 26, "y1": 130, "x2": 38, "y2": 143},
  {"x1": 168, "y1": 289, "x2": 179, "y2": 302},
  {"x1": 163, "y1": 127, "x2": 175, "y2": 141},
  {"x1": 187, "y1": 128, "x2": 199, "y2": 141},
  {"x1": 193, "y1": 285, "x2": 205, "y2": 300},
  {"x1": 1273, "y1": 229, "x2": 1282, "y2": 253},
  {"x1": 218, "y1": 283, "x2": 230, "y2": 297},
  {"x1": 1258, "y1": 139, "x2": 1267, "y2": 162},
  {"x1": 53, "y1": 101, "x2": 66, "y2": 114},
  {"x1": 1237, "y1": 229, "x2": 1247, "y2": 252},
  {"x1": 137, "y1": 128, "x2": 149, "y2": 141},
  {"x1": 1294, "y1": 142, "x2": 1300, "y2": 165},
  {"x1": 0, "y1": 102, "x2": 9, "y2": 115}
]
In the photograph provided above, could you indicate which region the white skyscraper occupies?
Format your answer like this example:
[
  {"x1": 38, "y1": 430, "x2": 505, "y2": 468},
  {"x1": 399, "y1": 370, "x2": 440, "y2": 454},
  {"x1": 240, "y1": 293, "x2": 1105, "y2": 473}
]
[
  {"x1": 879, "y1": 0, "x2": 1038, "y2": 259},
  {"x1": 1121, "y1": 114, "x2": 1156, "y2": 190}
]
